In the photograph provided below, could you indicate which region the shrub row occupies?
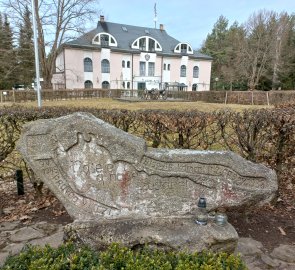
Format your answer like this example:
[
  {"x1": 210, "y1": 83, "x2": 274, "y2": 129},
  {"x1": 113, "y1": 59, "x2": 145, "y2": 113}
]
[
  {"x1": 0, "y1": 105, "x2": 294, "y2": 192},
  {"x1": 2, "y1": 242, "x2": 246, "y2": 270}
]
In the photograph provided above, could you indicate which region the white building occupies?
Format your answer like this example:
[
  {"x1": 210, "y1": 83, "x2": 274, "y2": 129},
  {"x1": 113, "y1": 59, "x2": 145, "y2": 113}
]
[{"x1": 52, "y1": 16, "x2": 212, "y2": 91}]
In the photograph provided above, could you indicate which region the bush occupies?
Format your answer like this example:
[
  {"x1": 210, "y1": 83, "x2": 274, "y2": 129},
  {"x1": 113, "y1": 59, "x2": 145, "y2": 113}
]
[
  {"x1": 1, "y1": 242, "x2": 247, "y2": 270},
  {"x1": 0, "y1": 105, "x2": 294, "y2": 202}
]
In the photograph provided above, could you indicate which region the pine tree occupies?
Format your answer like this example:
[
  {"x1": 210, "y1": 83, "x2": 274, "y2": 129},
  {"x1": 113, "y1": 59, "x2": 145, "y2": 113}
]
[
  {"x1": 201, "y1": 15, "x2": 230, "y2": 89},
  {"x1": 17, "y1": 6, "x2": 35, "y2": 86},
  {"x1": 0, "y1": 14, "x2": 17, "y2": 89}
]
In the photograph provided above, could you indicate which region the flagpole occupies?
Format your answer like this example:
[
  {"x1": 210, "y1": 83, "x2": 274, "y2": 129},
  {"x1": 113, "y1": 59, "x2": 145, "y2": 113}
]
[
  {"x1": 154, "y1": 2, "x2": 157, "y2": 29},
  {"x1": 31, "y1": 0, "x2": 42, "y2": 108}
]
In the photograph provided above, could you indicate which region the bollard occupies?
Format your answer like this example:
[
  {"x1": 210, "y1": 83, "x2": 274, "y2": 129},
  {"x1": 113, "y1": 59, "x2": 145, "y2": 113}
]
[{"x1": 15, "y1": 169, "x2": 24, "y2": 195}]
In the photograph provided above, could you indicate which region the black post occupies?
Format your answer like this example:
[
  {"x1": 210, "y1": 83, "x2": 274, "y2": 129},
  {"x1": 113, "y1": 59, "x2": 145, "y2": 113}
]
[{"x1": 15, "y1": 169, "x2": 24, "y2": 195}]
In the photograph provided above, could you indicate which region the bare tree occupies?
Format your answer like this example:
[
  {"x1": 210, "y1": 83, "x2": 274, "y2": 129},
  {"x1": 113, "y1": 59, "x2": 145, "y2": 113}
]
[
  {"x1": 242, "y1": 10, "x2": 277, "y2": 90},
  {"x1": 2, "y1": 0, "x2": 99, "y2": 88}
]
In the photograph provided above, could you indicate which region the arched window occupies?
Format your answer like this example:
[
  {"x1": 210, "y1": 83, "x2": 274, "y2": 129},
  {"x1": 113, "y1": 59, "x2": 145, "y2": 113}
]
[
  {"x1": 174, "y1": 43, "x2": 193, "y2": 54},
  {"x1": 101, "y1": 59, "x2": 110, "y2": 73},
  {"x1": 92, "y1": 33, "x2": 118, "y2": 46},
  {"x1": 192, "y1": 83, "x2": 198, "y2": 91},
  {"x1": 163, "y1": 63, "x2": 166, "y2": 70},
  {"x1": 180, "y1": 65, "x2": 186, "y2": 77},
  {"x1": 131, "y1": 36, "x2": 162, "y2": 52},
  {"x1": 102, "y1": 81, "x2": 110, "y2": 89},
  {"x1": 193, "y1": 66, "x2": 199, "y2": 78},
  {"x1": 127, "y1": 82, "x2": 130, "y2": 89},
  {"x1": 84, "y1": 80, "x2": 93, "y2": 89},
  {"x1": 127, "y1": 61, "x2": 130, "y2": 68},
  {"x1": 122, "y1": 81, "x2": 125, "y2": 89},
  {"x1": 84, "y1": 58, "x2": 93, "y2": 72},
  {"x1": 167, "y1": 64, "x2": 170, "y2": 71},
  {"x1": 122, "y1": 60, "x2": 125, "y2": 68}
]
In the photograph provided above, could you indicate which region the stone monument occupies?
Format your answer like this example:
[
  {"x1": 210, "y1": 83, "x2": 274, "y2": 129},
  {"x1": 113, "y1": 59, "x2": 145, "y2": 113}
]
[{"x1": 17, "y1": 112, "x2": 277, "y2": 252}]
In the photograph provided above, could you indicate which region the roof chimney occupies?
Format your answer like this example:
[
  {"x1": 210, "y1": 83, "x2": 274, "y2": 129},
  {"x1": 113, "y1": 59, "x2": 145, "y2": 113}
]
[
  {"x1": 160, "y1": 24, "x2": 164, "y2": 31},
  {"x1": 100, "y1": 15, "x2": 105, "y2": 22}
]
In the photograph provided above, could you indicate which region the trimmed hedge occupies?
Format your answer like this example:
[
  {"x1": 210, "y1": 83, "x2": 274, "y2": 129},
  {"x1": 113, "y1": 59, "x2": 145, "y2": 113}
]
[
  {"x1": 0, "y1": 104, "x2": 294, "y2": 205},
  {"x1": 2, "y1": 242, "x2": 247, "y2": 270}
]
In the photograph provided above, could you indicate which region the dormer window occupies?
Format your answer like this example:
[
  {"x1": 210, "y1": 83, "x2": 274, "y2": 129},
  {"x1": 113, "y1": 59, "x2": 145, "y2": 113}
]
[
  {"x1": 174, "y1": 42, "x2": 193, "y2": 54},
  {"x1": 92, "y1": 33, "x2": 118, "y2": 47},
  {"x1": 132, "y1": 36, "x2": 162, "y2": 52},
  {"x1": 139, "y1": 38, "x2": 146, "y2": 51},
  {"x1": 101, "y1": 34, "x2": 109, "y2": 46}
]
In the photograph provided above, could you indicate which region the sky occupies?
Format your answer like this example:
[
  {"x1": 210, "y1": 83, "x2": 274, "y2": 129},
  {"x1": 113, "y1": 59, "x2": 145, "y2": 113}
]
[{"x1": 98, "y1": 0, "x2": 295, "y2": 49}]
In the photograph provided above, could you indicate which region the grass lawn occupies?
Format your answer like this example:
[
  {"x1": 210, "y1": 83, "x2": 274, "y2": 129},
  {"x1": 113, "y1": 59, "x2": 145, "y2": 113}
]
[{"x1": 5, "y1": 98, "x2": 272, "y2": 112}]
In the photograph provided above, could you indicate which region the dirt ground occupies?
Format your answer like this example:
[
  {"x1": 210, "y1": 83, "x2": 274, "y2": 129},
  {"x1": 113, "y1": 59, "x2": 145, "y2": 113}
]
[{"x1": 1, "y1": 180, "x2": 294, "y2": 252}]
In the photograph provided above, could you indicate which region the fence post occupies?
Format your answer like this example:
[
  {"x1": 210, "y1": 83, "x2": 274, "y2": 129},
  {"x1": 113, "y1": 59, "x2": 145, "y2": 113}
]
[
  {"x1": 12, "y1": 89, "x2": 16, "y2": 103},
  {"x1": 224, "y1": 91, "x2": 228, "y2": 104},
  {"x1": 0, "y1": 91, "x2": 2, "y2": 103},
  {"x1": 15, "y1": 169, "x2": 24, "y2": 195},
  {"x1": 266, "y1": 92, "x2": 270, "y2": 106},
  {"x1": 251, "y1": 91, "x2": 254, "y2": 105}
]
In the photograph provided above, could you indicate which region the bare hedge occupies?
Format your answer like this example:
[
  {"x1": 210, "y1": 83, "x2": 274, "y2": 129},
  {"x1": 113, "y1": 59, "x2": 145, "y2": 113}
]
[{"x1": 0, "y1": 105, "x2": 294, "y2": 195}]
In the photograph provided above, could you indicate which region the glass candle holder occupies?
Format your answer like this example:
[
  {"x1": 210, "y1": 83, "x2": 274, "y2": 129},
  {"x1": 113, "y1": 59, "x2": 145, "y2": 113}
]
[{"x1": 195, "y1": 197, "x2": 208, "y2": 225}]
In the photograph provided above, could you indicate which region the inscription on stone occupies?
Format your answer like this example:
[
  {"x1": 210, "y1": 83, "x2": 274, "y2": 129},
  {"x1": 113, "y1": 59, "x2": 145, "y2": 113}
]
[{"x1": 17, "y1": 112, "x2": 278, "y2": 221}]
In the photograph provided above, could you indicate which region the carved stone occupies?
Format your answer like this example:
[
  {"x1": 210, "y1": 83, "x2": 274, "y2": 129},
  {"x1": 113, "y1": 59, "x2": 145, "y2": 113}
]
[{"x1": 17, "y1": 112, "x2": 278, "y2": 252}]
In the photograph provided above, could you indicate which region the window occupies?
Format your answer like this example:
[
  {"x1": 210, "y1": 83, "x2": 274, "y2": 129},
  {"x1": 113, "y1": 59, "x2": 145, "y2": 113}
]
[
  {"x1": 132, "y1": 37, "x2": 162, "y2": 51},
  {"x1": 84, "y1": 80, "x2": 93, "y2": 89},
  {"x1": 100, "y1": 34, "x2": 109, "y2": 46},
  {"x1": 127, "y1": 61, "x2": 130, "y2": 68},
  {"x1": 101, "y1": 59, "x2": 110, "y2": 73},
  {"x1": 163, "y1": 63, "x2": 166, "y2": 70},
  {"x1": 92, "y1": 33, "x2": 117, "y2": 46},
  {"x1": 193, "y1": 66, "x2": 199, "y2": 78},
  {"x1": 148, "y1": 39, "x2": 155, "y2": 52},
  {"x1": 174, "y1": 43, "x2": 193, "y2": 54},
  {"x1": 122, "y1": 60, "x2": 125, "y2": 68},
  {"x1": 192, "y1": 83, "x2": 198, "y2": 91},
  {"x1": 84, "y1": 58, "x2": 93, "y2": 72},
  {"x1": 180, "y1": 65, "x2": 186, "y2": 77},
  {"x1": 102, "y1": 81, "x2": 110, "y2": 89},
  {"x1": 127, "y1": 82, "x2": 130, "y2": 89},
  {"x1": 181, "y1": 44, "x2": 187, "y2": 54},
  {"x1": 167, "y1": 64, "x2": 170, "y2": 71},
  {"x1": 140, "y1": 62, "x2": 146, "y2": 76},
  {"x1": 148, "y1": 62, "x2": 155, "y2": 76},
  {"x1": 122, "y1": 82, "x2": 125, "y2": 89},
  {"x1": 139, "y1": 38, "x2": 146, "y2": 51}
]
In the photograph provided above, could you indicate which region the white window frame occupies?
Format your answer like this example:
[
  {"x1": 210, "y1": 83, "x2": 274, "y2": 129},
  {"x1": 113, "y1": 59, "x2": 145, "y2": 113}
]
[
  {"x1": 174, "y1": 42, "x2": 193, "y2": 54},
  {"x1": 92, "y1": 32, "x2": 118, "y2": 47},
  {"x1": 131, "y1": 36, "x2": 162, "y2": 52}
]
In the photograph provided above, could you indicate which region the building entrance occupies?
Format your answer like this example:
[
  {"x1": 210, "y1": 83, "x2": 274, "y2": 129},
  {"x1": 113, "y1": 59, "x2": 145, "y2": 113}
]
[{"x1": 138, "y1": 82, "x2": 146, "y2": 90}]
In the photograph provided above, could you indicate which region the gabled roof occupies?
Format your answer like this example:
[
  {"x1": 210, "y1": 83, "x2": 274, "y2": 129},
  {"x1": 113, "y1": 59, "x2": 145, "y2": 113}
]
[{"x1": 64, "y1": 20, "x2": 212, "y2": 60}]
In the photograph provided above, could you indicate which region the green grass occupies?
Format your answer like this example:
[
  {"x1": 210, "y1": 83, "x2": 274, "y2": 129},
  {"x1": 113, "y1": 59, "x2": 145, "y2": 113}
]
[{"x1": 7, "y1": 98, "x2": 272, "y2": 112}]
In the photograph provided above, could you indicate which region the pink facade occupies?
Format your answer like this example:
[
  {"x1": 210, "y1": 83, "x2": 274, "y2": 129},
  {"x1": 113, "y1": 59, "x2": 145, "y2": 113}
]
[{"x1": 52, "y1": 18, "x2": 212, "y2": 91}]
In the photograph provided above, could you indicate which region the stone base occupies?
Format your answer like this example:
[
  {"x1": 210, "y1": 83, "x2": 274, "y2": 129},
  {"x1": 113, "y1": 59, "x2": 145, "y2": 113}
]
[{"x1": 64, "y1": 217, "x2": 238, "y2": 253}]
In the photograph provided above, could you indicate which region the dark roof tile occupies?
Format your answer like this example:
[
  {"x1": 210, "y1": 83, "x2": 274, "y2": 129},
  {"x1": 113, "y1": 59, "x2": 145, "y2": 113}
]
[{"x1": 65, "y1": 21, "x2": 212, "y2": 60}]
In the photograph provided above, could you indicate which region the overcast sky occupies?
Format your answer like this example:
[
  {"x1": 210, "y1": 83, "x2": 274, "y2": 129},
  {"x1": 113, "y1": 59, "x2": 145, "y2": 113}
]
[{"x1": 99, "y1": 0, "x2": 295, "y2": 49}]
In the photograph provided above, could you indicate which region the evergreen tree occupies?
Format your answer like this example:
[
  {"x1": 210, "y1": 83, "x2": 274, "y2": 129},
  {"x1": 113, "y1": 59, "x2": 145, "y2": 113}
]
[
  {"x1": 17, "y1": 6, "x2": 35, "y2": 86},
  {"x1": 201, "y1": 15, "x2": 230, "y2": 89},
  {"x1": 0, "y1": 14, "x2": 17, "y2": 89}
]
